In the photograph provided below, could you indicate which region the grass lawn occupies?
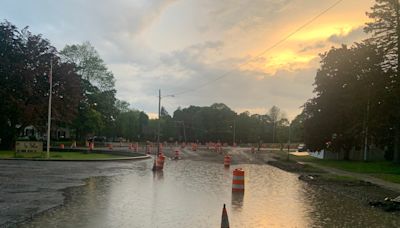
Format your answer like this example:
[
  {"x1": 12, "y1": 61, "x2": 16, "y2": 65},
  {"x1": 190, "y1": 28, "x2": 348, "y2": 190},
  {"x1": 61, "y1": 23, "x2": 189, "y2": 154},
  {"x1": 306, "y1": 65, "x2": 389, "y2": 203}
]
[
  {"x1": 0, "y1": 150, "x2": 126, "y2": 160},
  {"x1": 314, "y1": 160, "x2": 400, "y2": 184},
  {"x1": 270, "y1": 149, "x2": 400, "y2": 184}
]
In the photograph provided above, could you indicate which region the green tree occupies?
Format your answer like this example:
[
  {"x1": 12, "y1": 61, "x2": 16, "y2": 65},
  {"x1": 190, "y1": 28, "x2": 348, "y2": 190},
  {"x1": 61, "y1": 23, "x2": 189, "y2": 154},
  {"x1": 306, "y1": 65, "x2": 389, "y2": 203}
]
[
  {"x1": 0, "y1": 21, "x2": 81, "y2": 149},
  {"x1": 61, "y1": 42, "x2": 118, "y2": 140},
  {"x1": 60, "y1": 41, "x2": 115, "y2": 91},
  {"x1": 365, "y1": 0, "x2": 400, "y2": 161},
  {"x1": 303, "y1": 44, "x2": 388, "y2": 159}
]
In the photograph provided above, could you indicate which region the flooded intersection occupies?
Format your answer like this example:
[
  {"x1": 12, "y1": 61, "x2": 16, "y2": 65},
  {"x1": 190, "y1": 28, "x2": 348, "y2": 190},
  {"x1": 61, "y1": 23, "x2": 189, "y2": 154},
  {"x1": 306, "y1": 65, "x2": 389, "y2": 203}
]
[{"x1": 13, "y1": 151, "x2": 400, "y2": 228}]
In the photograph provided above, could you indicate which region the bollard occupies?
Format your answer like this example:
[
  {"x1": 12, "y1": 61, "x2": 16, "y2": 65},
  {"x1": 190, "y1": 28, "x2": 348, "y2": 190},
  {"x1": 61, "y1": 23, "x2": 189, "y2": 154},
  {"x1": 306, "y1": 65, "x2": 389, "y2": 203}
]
[
  {"x1": 232, "y1": 168, "x2": 245, "y2": 192},
  {"x1": 60, "y1": 144, "x2": 64, "y2": 149},
  {"x1": 221, "y1": 204, "x2": 230, "y2": 228},
  {"x1": 224, "y1": 155, "x2": 231, "y2": 167}
]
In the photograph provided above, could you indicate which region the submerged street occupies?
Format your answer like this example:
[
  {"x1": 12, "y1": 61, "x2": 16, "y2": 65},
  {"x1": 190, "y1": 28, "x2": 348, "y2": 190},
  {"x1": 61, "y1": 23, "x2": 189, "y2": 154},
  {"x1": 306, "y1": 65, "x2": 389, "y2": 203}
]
[{"x1": 1, "y1": 148, "x2": 399, "y2": 227}]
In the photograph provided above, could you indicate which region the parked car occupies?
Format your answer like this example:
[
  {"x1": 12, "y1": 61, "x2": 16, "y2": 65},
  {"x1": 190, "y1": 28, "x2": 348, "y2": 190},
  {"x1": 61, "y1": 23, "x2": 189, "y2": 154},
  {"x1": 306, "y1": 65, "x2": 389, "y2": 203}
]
[{"x1": 297, "y1": 144, "x2": 307, "y2": 152}]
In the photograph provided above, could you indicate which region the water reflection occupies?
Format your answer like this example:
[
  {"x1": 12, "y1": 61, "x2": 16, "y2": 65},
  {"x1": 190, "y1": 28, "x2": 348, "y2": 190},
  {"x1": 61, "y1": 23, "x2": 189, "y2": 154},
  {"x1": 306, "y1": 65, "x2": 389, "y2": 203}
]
[
  {"x1": 231, "y1": 192, "x2": 244, "y2": 210},
  {"x1": 152, "y1": 170, "x2": 164, "y2": 180},
  {"x1": 21, "y1": 160, "x2": 400, "y2": 228}
]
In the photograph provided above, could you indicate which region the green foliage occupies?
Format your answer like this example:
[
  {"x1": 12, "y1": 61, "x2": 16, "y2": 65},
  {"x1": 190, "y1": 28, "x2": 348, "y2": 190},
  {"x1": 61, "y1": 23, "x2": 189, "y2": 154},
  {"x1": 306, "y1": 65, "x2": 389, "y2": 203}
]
[
  {"x1": 61, "y1": 42, "x2": 118, "y2": 140},
  {"x1": 0, "y1": 21, "x2": 81, "y2": 149},
  {"x1": 302, "y1": 1, "x2": 400, "y2": 161},
  {"x1": 60, "y1": 41, "x2": 115, "y2": 91},
  {"x1": 365, "y1": 0, "x2": 400, "y2": 161}
]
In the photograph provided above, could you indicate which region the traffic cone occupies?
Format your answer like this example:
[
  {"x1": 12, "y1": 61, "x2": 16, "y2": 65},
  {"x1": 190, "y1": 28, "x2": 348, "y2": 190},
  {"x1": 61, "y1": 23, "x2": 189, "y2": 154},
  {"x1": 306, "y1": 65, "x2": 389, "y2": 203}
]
[{"x1": 221, "y1": 204, "x2": 230, "y2": 228}]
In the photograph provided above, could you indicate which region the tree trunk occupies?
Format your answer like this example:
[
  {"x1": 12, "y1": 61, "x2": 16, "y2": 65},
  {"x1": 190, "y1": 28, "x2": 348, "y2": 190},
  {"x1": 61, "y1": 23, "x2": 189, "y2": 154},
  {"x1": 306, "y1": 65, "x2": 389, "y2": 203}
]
[
  {"x1": 395, "y1": 0, "x2": 400, "y2": 163},
  {"x1": 394, "y1": 124, "x2": 400, "y2": 162}
]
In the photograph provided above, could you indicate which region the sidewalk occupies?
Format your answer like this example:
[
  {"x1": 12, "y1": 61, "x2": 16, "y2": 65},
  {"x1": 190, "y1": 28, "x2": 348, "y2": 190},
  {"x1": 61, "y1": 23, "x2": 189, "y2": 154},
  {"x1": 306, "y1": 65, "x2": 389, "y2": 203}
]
[{"x1": 301, "y1": 162, "x2": 400, "y2": 193}]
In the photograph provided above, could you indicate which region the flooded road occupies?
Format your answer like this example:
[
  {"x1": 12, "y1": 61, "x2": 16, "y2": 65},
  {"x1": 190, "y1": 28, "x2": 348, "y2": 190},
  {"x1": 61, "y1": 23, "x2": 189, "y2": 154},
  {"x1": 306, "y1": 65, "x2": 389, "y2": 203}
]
[{"x1": 20, "y1": 157, "x2": 400, "y2": 228}]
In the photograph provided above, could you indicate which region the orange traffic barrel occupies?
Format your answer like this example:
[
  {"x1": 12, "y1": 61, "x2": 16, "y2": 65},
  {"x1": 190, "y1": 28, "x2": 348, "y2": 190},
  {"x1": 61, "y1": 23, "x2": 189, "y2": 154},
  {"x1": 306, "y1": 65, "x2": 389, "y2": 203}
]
[
  {"x1": 224, "y1": 155, "x2": 231, "y2": 167},
  {"x1": 221, "y1": 204, "x2": 230, "y2": 228},
  {"x1": 108, "y1": 143, "x2": 113, "y2": 150},
  {"x1": 232, "y1": 168, "x2": 245, "y2": 192},
  {"x1": 174, "y1": 150, "x2": 180, "y2": 159},
  {"x1": 60, "y1": 144, "x2": 64, "y2": 149}
]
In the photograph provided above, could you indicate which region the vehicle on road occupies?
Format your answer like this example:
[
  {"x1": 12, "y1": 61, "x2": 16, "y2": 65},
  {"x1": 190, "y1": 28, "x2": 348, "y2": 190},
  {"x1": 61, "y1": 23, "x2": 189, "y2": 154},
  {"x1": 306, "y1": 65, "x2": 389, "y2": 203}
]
[{"x1": 297, "y1": 144, "x2": 307, "y2": 152}]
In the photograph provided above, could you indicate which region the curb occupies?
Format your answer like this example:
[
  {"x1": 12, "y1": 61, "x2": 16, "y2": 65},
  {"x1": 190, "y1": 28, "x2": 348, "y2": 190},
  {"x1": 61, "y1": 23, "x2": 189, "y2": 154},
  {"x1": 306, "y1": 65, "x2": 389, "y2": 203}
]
[{"x1": 0, "y1": 155, "x2": 151, "y2": 162}]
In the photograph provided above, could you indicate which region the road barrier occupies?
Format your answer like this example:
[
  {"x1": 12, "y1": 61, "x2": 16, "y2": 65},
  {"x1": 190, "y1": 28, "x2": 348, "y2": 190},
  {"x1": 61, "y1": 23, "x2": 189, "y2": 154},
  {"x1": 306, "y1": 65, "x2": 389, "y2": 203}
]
[
  {"x1": 232, "y1": 168, "x2": 245, "y2": 192},
  {"x1": 224, "y1": 155, "x2": 231, "y2": 167},
  {"x1": 174, "y1": 150, "x2": 180, "y2": 160},
  {"x1": 89, "y1": 142, "x2": 94, "y2": 151}
]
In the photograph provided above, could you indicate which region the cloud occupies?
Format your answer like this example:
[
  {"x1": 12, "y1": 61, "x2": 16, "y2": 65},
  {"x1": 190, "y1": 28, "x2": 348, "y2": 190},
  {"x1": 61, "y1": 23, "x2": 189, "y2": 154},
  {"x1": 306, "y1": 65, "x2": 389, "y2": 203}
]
[
  {"x1": 328, "y1": 26, "x2": 366, "y2": 44},
  {"x1": 1, "y1": 0, "x2": 374, "y2": 120},
  {"x1": 299, "y1": 42, "x2": 327, "y2": 53}
]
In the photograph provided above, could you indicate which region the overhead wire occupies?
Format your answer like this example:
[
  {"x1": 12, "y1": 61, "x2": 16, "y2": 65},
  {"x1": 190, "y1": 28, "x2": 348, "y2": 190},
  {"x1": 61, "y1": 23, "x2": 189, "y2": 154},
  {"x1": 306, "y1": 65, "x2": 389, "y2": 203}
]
[{"x1": 164, "y1": 0, "x2": 344, "y2": 97}]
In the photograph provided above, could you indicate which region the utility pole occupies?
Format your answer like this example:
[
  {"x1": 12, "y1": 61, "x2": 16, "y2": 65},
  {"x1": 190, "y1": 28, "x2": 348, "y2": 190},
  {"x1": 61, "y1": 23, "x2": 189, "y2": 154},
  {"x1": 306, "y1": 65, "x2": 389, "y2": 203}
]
[
  {"x1": 272, "y1": 120, "x2": 276, "y2": 144},
  {"x1": 182, "y1": 121, "x2": 187, "y2": 143},
  {"x1": 363, "y1": 93, "x2": 370, "y2": 161},
  {"x1": 232, "y1": 119, "x2": 236, "y2": 146},
  {"x1": 287, "y1": 122, "x2": 291, "y2": 161},
  {"x1": 157, "y1": 89, "x2": 161, "y2": 156},
  {"x1": 46, "y1": 60, "x2": 53, "y2": 159}
]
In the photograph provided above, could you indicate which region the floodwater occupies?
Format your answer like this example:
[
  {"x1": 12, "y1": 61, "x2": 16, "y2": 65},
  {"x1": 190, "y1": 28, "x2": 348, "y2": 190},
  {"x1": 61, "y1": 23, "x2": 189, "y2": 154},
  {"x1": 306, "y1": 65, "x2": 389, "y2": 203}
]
[{"x1": 21, "y1": 159, "x2": 400, "y2": 228}]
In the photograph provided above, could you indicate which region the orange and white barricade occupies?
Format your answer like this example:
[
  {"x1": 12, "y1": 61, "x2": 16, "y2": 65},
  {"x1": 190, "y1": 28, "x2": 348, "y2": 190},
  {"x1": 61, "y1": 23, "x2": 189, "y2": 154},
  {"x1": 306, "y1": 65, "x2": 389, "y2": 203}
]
[
  {"x1": 224, "y1": 155, "x2": 231, "y2": 167},
  {"x1": 232, "y1": 168, "x2": 245, "y2": 192}
]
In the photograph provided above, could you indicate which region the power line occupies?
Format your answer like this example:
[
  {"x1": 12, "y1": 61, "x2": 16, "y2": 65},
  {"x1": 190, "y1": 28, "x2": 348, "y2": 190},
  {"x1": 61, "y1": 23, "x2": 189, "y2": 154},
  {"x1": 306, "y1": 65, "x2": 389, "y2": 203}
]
[{"x1": 165, "y1": 0, "x2": 344, "y2": 97}]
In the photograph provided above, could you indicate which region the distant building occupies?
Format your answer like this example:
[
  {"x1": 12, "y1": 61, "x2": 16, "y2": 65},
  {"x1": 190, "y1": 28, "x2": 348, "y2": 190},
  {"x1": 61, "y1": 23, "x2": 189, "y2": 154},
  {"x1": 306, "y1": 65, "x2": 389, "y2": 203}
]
[{"x1": 21, "y1": 125, "x2": 73, "y2": 140}]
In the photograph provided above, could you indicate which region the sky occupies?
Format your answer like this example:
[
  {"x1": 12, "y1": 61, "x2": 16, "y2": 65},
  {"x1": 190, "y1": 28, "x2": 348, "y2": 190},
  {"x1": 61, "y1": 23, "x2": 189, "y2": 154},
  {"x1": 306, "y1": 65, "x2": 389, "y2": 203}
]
[{"x1": 1, "y1": 0, "x2": 375, "y2": 120}]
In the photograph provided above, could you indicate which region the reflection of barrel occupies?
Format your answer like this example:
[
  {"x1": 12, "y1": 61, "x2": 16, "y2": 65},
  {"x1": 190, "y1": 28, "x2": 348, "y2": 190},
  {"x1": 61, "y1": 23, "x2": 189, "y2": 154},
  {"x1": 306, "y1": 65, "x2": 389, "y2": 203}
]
[
  {"x1": 224, "y1": 155, "x2": 231, "y2": 167},
  {"x1": 231, "y1": 192, "x2": 244, "y2": 208},
  {"x1": 156, "y1": 154, "x2": 165, "y2": 170},
  {"x1": 232, "y1": 168, "x2": 245, "y2": 192}
]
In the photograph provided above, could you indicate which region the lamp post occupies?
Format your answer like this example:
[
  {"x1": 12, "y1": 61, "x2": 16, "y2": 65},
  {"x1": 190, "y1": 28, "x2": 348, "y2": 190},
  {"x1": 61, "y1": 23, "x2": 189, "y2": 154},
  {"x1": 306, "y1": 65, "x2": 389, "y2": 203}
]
[{"x1": 46, "y1": 60, "x2": 53, "y2": 159}]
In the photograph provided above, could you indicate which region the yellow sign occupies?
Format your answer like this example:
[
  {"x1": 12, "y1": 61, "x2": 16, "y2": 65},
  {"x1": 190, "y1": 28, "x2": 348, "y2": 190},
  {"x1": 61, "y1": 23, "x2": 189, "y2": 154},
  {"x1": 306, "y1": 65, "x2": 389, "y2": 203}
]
[{"x1": 15, "y1": 141, "x2": 43, "y2": 153}]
